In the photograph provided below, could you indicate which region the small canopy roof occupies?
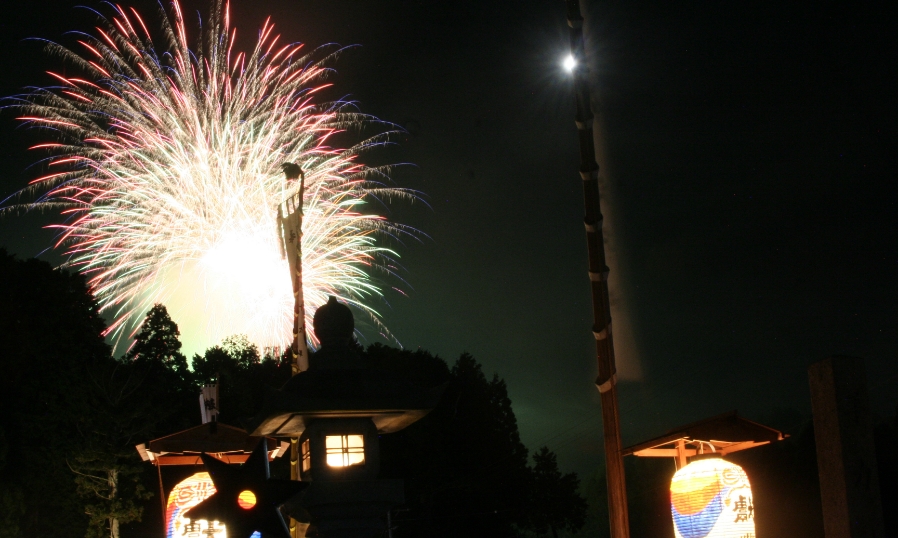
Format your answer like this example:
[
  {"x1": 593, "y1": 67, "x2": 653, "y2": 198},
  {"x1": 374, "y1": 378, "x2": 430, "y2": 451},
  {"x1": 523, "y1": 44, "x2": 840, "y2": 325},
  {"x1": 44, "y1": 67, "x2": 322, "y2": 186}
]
[
  {"x1": 135, "y1": 422, "x2": 288, "y2": 466},
  {"x1": 623, "y1": 411, "x2": 788, "y2": 464},
  {"x1": 247, "y1": 369, "x2": 445, "y2": 437}
]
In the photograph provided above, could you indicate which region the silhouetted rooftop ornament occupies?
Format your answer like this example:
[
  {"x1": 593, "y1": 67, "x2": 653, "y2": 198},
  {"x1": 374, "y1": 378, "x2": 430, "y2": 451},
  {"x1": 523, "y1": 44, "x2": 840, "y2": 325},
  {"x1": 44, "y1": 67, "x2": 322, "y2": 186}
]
[
  {"x1": 314, "y1": 296, "x2": 354, "y2": 344},
  {"x1": 185, "y1": 439, "x2": 306, "y2": 538},
  {"x1": 246, "y1": 297, "x2": 444, "y2": 438},
  {"x1": 307, "y1": 295, "x2": 360, "y2": 371}
]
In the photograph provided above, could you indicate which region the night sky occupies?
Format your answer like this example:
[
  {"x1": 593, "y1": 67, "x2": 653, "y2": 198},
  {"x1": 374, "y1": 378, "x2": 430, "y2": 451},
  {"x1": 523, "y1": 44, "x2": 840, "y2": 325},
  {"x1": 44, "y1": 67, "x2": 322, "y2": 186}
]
[{"x1": 1, "y1": 0, "x2": 895, "y2": 479}]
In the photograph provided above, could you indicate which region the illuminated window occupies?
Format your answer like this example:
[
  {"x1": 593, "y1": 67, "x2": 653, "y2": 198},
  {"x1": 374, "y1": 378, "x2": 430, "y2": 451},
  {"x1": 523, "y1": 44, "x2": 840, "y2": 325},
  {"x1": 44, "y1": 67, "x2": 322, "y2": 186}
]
[
  {"x1": 324, "y1": 434, "x2": 365, "y2": 467},
  {"x1": 301, "y1": 439, "x2": 311, "y2": 472}
]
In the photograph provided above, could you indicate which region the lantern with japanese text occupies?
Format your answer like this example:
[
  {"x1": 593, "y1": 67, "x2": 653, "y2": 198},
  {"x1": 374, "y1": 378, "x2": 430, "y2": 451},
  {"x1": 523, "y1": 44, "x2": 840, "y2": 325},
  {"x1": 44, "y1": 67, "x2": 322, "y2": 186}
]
[
  {"x1": 670, "y1": 457, "x2": 754, "y2": 538},
  {"x1": 165, "y1": 472, "x2": 261, "y2": 538}
]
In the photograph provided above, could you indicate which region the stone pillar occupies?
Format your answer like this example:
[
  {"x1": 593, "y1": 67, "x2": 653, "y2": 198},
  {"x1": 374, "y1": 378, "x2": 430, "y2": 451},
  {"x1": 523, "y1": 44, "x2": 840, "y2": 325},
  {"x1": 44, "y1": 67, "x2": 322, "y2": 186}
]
[{"x1": 808, "y1": 356, "x2": 884, "y2": 538}]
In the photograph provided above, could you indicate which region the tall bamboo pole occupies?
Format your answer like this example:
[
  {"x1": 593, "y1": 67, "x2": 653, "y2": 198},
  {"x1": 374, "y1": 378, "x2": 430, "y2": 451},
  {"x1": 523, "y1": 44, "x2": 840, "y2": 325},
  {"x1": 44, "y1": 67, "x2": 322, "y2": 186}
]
[
  {"x1": 289, "y1": 171, "x2": 310, "y2": 378},
  {"x1": 562, "y1": 1, "x2": 630, "y2": 537},
  {"x1": 279, "y1": 162, "x2": 309, "y2": 538}
]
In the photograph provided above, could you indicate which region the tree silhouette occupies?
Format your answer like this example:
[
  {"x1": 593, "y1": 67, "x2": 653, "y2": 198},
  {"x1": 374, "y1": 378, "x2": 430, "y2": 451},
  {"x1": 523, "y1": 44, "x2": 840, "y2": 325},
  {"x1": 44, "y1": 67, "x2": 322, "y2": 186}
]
[
  {"x1": 529, "y1": 446, "x2": 587, "y2": 538},
  {"x1": 126, "y1": 304, "x2": 190, "y2": 379},
  {"x1": 374, "y1": 345, "x2": 565, "y2": 538},
  {"x1": 191, "y1": 335, "x2": 292, "y2": 425},
  {"x1": 0, "y1": 250, "x2": 112, "y2": 537}
]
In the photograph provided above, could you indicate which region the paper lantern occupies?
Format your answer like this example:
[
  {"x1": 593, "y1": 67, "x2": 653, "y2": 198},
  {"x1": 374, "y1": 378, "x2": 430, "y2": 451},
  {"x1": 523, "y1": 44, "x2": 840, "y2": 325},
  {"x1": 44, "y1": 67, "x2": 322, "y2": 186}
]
[
  {"x1": 670, "y1": 458, "x2": 754, "y2": 538},
  {"x1": 165, "y1": 472, "x2": 261, "y2": 538}
]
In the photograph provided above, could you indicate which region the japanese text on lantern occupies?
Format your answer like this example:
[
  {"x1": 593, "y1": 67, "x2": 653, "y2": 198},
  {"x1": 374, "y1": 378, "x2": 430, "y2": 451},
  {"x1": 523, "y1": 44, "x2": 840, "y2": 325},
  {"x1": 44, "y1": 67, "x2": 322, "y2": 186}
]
[{"x1": 165, "y1": 472, "x2": 261, "y2": 538}]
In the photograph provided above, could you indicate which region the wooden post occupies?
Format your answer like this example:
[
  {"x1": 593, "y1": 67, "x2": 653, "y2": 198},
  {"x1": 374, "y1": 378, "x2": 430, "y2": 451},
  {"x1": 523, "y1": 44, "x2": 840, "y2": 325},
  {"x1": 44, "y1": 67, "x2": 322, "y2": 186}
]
[
  {"x1": 675, "y1": 439, "x2": 688, "y2": 470},
  {"x1": 808, "y1": 356, "x2": 884, "y2": 538},
  {"x1": 157, "y1": 462, "x2": 166, "y2": 529},
  {"x1": 562, "y1": 1, "x2": 630, "y2": 537},
  {"x1": 290, "y1": 438, "x2": 300, "y2": 538}
]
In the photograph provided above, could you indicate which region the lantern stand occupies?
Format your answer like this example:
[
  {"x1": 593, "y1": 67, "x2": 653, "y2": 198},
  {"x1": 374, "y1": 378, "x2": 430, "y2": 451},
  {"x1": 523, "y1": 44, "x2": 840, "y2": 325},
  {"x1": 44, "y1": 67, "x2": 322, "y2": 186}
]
[
  {"x1": 247, "y1": 298, "x2": 445, "y2": 538},
  {"x1": 623, "y1": 411, "x2": 787, "y2": 538}
]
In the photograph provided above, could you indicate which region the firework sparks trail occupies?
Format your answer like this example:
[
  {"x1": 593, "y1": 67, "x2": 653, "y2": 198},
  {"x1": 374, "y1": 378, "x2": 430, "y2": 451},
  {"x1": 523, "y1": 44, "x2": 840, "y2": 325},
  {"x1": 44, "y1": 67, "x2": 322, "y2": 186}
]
[{"x1": 6, "y1": 0, "x2": 418, "y2": 354}]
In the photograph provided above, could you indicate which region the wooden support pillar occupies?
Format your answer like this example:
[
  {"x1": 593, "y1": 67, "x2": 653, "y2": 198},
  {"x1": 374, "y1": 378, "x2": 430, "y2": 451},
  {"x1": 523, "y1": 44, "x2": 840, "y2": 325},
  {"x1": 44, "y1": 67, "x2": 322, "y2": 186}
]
[
  {"x1": 808, "y1": 356, "x2": 884, "y2": 538},
  {"x1": 675, "y1": 439, "x2": 687, "y2": 470}
]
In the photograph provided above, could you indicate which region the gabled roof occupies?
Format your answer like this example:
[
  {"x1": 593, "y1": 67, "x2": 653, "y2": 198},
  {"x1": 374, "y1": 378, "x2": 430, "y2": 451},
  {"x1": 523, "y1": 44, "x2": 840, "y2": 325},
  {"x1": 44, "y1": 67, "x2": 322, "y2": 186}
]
[
  {"x1": 135, "y1": 422, "x2": 287, "y2": 466},
  {"x1": 623, "y1": 411, "x2": 788, "y2": 458}
]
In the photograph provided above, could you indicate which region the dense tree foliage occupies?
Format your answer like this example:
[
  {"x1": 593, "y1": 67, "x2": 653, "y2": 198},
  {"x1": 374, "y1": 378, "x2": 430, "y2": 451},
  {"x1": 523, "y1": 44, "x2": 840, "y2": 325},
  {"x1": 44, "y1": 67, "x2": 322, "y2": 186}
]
[
  {"x1": 0, "y1": 253, "x2": 198, "y2": 538},
  {"x1": 0, "y1": 250, "x2": 112, "y2": 537},
  {"x1": 191, "y1": 335, "x2": 292, "y2": 424},
  {"x1": 529, "y1": 447, "x2": 588, "y2": 538},
  {"x1": 372, "y1": 345, "x2": 586, "y2": 538}
]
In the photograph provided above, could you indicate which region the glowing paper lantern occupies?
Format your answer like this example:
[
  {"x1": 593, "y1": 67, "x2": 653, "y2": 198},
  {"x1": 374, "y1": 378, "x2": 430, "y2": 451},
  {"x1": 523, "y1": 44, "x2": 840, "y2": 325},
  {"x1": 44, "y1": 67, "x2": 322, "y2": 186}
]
[
  {"x1": 670, "y1": 458, "x2": 755, "y2": 538},
  {"x1": 165, "y1": 472, "x2": 261, "y2": 538},
  {"x1": 237, "y1": 490, "x2": 257, "y2": 510}
]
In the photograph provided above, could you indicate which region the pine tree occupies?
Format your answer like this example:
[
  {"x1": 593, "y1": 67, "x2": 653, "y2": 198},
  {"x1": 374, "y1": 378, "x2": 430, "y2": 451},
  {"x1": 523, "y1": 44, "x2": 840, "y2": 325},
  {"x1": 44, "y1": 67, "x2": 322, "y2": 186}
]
[{"x1": 126, "y1": 304, "x2": 190, "y2": 378}]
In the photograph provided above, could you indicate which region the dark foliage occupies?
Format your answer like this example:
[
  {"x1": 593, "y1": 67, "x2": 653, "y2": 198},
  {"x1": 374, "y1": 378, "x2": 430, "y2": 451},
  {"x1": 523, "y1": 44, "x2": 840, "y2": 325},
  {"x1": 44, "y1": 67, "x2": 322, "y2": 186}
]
[
  {"x1": 529, "y1": 446, "x2": 588, "y2": 538},
  {"x1": 0, "y1": 250, "x2": 111, "y2": 537},
  {"x1": 124, "y1": 304, "x2": 198, "y2": 435},
  {"x1": 191, "y1": 335, "x2": 293, "y2": 425},
  {"x1": 372, "y1": 344, "x2": 586, "y2": 538},
  {"x1": 874, "y1": 412, "x2": 898, "y2": 538}
]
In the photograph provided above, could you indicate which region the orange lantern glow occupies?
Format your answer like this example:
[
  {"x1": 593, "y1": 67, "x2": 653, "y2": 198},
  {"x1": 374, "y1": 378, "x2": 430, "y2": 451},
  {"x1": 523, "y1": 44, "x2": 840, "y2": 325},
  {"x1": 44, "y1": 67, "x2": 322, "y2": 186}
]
[
  {"x1": 237, "y1": 490, "x2": 257, "y2": 510},
  {"x1": 670, "y1": 458, "x2": 755, "y2": 538},
  {"x1": 165, "y1": 472, "x2": 261, "y2": 538}
]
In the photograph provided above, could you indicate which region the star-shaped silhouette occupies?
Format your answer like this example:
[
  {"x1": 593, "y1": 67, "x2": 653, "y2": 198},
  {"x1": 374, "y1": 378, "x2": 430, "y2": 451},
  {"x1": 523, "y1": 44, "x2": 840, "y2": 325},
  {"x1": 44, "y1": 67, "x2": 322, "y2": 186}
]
[{"x1": 185, "y1": 439, "x2": 306, "y2": 538}]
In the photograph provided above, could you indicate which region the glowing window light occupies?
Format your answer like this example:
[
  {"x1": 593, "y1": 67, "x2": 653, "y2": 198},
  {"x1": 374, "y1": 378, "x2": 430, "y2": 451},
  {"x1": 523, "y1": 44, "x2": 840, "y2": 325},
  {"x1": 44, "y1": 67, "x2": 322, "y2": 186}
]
[
  {"x1": 165, "y1": 471, "x2": 261, "y2": 538},
  {"x1": 301, "y1": 439, "x2": 311, "y2": 472},
  {"x1": 324, "y1": 434, "x2": 365, "y2": 467},
  {"x1": 670, "y1": 458, "x2": 754, "y2": 538}
]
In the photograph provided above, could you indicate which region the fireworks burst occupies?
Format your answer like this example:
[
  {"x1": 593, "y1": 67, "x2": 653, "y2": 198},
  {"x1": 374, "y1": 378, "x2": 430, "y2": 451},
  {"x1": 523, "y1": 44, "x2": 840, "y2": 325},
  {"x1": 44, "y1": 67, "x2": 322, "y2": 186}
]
[{"x1": 7, "y1": 1, "x2": 417, "y2": 354}]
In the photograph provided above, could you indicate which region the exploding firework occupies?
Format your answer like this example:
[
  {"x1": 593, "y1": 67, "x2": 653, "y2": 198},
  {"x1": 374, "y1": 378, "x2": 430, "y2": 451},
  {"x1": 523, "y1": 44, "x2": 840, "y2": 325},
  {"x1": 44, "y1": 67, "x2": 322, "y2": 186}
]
[{"x1": 7, "y1": 1, "x2": 417, "y2": 354}]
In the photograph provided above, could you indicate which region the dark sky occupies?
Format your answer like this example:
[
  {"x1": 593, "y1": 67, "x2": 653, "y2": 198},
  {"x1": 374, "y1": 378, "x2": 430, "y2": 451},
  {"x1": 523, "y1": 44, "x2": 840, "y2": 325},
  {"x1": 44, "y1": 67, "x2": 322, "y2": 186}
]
[{"x1": 1, "y1": 0, "x2": 895, "y2": 478}]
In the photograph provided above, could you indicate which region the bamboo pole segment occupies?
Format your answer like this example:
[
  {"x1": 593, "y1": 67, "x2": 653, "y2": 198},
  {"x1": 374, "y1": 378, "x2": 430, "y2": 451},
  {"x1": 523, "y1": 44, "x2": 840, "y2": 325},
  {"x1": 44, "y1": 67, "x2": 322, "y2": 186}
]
[
  {"x1": 278, "y1": 162, "x2": 310, "y2": 538},
  {"x1": 292, "y1": 184, "x2": 310, "y2": 378},
  {"x1": 562, "y1": 1, "x2": 630, "y2": 537}
]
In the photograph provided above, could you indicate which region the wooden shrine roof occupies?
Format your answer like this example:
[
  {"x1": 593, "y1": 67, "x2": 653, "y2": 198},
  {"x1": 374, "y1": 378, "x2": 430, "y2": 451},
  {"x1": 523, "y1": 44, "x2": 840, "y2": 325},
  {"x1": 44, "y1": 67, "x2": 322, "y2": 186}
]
[
  {"x1": 622, "y1": 411, "x2": 788, "y2": 458},
  {"x1": 135, "y1": 421, "x2": 288, "y2": 466}
]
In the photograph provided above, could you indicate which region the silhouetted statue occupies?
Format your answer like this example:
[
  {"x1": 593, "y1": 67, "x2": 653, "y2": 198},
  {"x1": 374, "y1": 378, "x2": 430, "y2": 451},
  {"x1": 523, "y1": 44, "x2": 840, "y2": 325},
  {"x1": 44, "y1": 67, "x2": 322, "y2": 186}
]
[{"x1": 281, "y1": 162, "x2": 302, "y2": 181}]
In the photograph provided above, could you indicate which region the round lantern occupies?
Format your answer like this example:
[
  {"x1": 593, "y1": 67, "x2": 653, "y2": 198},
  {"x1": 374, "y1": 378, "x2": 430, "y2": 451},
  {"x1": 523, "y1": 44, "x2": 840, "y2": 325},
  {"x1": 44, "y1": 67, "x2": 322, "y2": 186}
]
[
  {"x1": 669, "y1": 457, "x2": 754, "y2": 538},
  {"x1": 165, "y1": 472, "x2": 261, "y2": 538}
]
